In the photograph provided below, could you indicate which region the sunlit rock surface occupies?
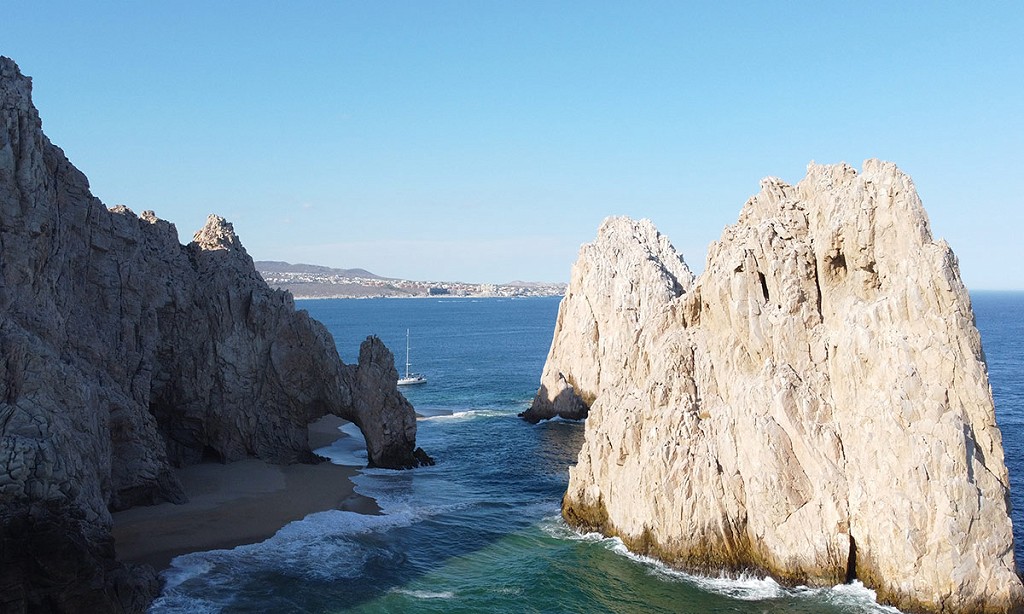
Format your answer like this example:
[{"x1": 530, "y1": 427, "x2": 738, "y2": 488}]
[
  {"x1": 545, "y1": 160, "x2": 1023, "y2": 612},
  {"x1": 521, "y1": 217, "x2": 693, "y2": 423}
]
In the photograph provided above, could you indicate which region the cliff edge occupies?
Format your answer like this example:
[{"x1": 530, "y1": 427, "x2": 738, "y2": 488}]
[
  {"x1": 0, "y1": 57, "x2": 429, "y2": 612},
  {"x1": 542, "y1": 161, "x2": 1023, "y2": 612}
]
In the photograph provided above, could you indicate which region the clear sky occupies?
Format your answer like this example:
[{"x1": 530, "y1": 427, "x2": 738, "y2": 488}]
[{"x1": 5, "y1": 2, "x2": 1023, "y2": 288}]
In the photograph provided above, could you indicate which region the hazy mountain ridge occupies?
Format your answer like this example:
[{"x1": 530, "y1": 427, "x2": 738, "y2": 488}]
[
  {"x1": 255, "y1": 261, "x2": 386, "y2": 279},
  {"x1": 256, "y1": 261, "x2": 566, "y2": 299}
]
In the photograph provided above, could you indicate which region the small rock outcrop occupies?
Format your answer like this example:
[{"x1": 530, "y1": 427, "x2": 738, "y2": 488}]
[
  {"x1": 541, "y1": 161, "x2": 1023, "y2": 612},
  {"x1": 0, "y1": 57, "x2": 430, "y2": 613}
]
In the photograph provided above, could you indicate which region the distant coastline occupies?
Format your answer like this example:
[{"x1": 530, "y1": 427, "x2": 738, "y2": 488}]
[
  {"x1": 293, "y1": 294, "x2": 564, "y2": 300},
  {"x1": 256, "y1": 260, "x2": 567, "y2": 300}
]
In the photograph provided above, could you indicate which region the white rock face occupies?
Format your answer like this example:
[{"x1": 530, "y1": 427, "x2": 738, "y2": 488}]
[
  {"x1": 521, "y1": 218, "x2": 693, "y2": 422},
  {"x1": 548, "y1": 161, "x2": 1023, "y2": 612}
]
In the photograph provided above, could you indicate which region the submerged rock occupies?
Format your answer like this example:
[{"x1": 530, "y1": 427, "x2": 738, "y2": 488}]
[
  {"x1": 0, "y1": 56, "x2": 430, "y2": 612},
  {"x1": 544, "y1": 161, "x2": 1023, "y2": 612}
]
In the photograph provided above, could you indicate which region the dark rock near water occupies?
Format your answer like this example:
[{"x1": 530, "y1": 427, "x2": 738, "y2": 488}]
[
  {"x1": 0, "y1": 56, "x2": 429, "y2": 612},
  {"x1": 519, "y1": 375, "x2": 590, "y2": 423}
]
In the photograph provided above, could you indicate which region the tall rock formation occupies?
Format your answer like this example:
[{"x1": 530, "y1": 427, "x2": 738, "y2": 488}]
[
  {"x1": 539, "y1": 161, "x2": 1023, "y2": 612},
  {"x1": 0, "y1": 57, "x2": 429, "y2": 613},
  {"x1": 521, "y1": 218, "x2": 693, "y2": 423}
]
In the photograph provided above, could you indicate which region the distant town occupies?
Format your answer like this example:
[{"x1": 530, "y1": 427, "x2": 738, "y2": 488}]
[{"x1": 255, "y1": 261, "x2": 567, "y2": 299}]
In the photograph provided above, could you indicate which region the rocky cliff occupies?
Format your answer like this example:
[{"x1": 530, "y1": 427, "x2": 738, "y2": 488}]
[
  {"x1": 540, "y1": 161, "x2": 1023, "y2": 612},
  {"x1": 0, "y1": 57, "x2": 429, "y2": 613}
]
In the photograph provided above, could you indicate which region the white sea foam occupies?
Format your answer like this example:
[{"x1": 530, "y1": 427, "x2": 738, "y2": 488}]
[
  {"x1": 420, "y1": 409, "x2": 477, "y2": 421},
  {"x1": 156, "y1": 507, "x2": 422, "y2": 597},
  {"x1": 543, "y1": 516, "x2": 902, "y2": 612},
  {"x1": 315, "y1": 445, "x2": 367, "y2": 468},
  {"x1": 349, "y1": 467, "x2": 476, "y2": 526},
  {"x1": 311, "y1": 420, "x2": 372, "y2": 466},
  {"x1": 539, "y1": 515, "x2": 605, "y2": 542},
  {"x1": 544, "y1": 415, "x2": 586, "y2": 424},
  {"x1": 154, "y1": 554, "x2": 244, "y2": 613},
  {"x1": 160, "y1": 557, "x2": 215, "y2": 593},
  {"x1": 823, "y1": 581, "x2": 902, "y2": 613},
  {"x1": 148, "y1": 595, "x2": 223, "y2": 614},
  {"x1": 390, "y1": 588, "x2": 456, "y2": 599},
  {"x1": 679, "y1": 571, "x2": 786, "y2": 601},
  {"x1": 420, "y1": 408, "x2": 509, "y2": 421}
]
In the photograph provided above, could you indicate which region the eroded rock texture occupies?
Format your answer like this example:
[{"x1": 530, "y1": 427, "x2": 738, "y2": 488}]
[
  {"x1": 543, "y1": 161, "x2": 1023, "y2": 612},
  {"x1": 0, "y1": 56, "x2": 429, "y2": 612}
]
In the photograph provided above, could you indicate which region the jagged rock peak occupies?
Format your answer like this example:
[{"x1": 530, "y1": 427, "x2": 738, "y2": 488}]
[
  {"x1": 0, "y1": 56, "x2": 32, "y2": 110},
  {"x1": 520, "y1": 216, "x2": 693, "y2": 423},
  {"x1": 541, "y1": 160, "x2": 1023, "y2": 612},
  {"x1": 193, "y1": 213, "x2": 245, "y2": 252}
]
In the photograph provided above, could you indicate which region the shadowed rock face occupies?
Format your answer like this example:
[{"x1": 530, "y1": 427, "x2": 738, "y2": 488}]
[
  {"x1": 540, "y1": 162, "x2": 1024, "y2": 612},
  {"x1": 0, "y1": 57, "x2": 430, "y2": 612}
]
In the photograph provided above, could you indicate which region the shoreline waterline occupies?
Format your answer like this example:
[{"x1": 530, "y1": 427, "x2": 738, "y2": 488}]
[{"x1": 112, "y1": 416, "x2": 378, "y2": 571}]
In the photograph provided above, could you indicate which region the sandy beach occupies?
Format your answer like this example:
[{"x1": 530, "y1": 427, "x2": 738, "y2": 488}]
[{"x1": 112, "y1": 416, "x2": 376, "y2": 570}]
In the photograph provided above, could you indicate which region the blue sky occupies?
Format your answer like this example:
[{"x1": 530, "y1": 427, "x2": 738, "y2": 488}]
[{"x1": 5, "y1": 2, "x2": 1023, "y2": 287}]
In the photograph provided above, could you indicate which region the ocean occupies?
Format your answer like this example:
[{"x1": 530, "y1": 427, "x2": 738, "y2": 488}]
[{"x1": 150, "y1": 292, "x2": 1023, "y2": 613}]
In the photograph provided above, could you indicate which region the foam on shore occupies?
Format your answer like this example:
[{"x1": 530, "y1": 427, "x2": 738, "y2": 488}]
[
  {"x1": 113, "y1": 419, "x2": 378, "y2": 571},
  {"x1": 541, "y1": 516, "x2": 901, "y2": 612}
]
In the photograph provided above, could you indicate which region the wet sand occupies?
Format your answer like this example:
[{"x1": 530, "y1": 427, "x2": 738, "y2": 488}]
[{"x1": 112, "y1": 416, "x2": 375, "y2": 570}]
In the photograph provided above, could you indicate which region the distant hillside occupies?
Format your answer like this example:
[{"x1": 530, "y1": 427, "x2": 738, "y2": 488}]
[
  {"x1": 255, "y1": 261, "x2": 385, "y2": 279},
  {"x1": 255, "y1": 261, "x2": 565, "y2": 299}
]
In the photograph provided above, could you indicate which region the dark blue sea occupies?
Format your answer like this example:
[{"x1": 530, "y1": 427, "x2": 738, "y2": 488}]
[{"x1": 150, "y1": 293, "x2": 1024, "y2": 613}]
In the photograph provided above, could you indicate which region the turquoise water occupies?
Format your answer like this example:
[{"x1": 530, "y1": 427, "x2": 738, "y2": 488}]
[{"x1": 151, "y1": 294, "x2": 1023, "y2": 613}]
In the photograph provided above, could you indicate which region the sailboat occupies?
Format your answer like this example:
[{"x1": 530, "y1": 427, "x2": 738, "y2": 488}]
[{"x1": 397, "y1": 328, "x2": 427, "y2": 386}]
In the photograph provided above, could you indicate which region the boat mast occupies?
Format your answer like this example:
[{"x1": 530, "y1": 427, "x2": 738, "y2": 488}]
[{"x1": 405, "y1": 329, "x2": 411, "y2": 378}]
